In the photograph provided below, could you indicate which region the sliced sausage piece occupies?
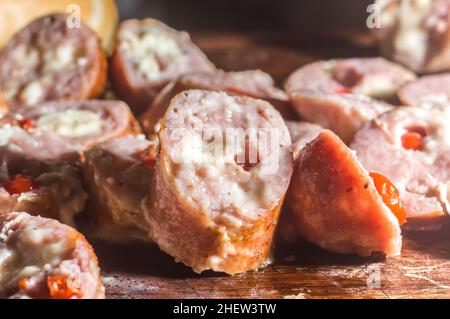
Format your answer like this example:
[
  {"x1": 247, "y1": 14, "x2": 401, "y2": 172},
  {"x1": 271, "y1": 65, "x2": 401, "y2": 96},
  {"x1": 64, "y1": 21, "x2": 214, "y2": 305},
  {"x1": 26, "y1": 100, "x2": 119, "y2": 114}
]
[
  {"x1": 0, "y1": 124, "x2": 80, "y2": 163},
  {"x1": 287, "y1": 130, "x2": 402, "y2": 256},
  {"x1": 289, "y1": 90, "x2": 392, "y2": 144},
  {"x1": 373, "y1": 0, "x2": 450, "y2": 73},
  {"x1": 5, "y1": 100, "x2": 140, "y2": 157},
  {"x1": 398, "y1": 73, "x2": 450, "y2": 105},
  {"x1": 0, "y1": 145, "x2": 87, "y2": 226},
  {"x1": 82, "y1": 135, "x2": 156, "y2": 243},
  {"x1": 286, "y1": 121, "x2": 322, "y2": 160},
  {"x1": 0, "y1": 128, "x2": 87, "y2": 226},
  {"x1": 0, "y1": 212, "x2": 104, "y2": 299},
  {"x1": 285, "y1": 58, "x2": 416, "y2": 101},
  {"x1": 350, "y1": 104, "x2": 450, "y2": 229},
  {"x1": 144, "y1": 90, "x2": 293, "y2": 274},
  {"x1": 110, "y1": 18, "x2": 215, "y2": 114},
  {"x1": 0, "y1": 14, "x2": 107, "y2": 110},
  {"x1": 285, "y1": 58, "x2": 414, "y2": 143},
  {"x1": 140, "y1": 69, "x2": 295, "y2": 137}
]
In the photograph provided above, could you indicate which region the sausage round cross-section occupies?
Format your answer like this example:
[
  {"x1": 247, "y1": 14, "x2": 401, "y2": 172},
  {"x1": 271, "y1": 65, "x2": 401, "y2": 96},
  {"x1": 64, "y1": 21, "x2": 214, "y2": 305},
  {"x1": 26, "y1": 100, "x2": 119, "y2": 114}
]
[
  {"x1": 287, "y1": 130, "x2": 402, "y2": 257},
  {"x1": 0, "y1": 14, "x2": 107, "y2": 110},
  {"x1": 0, "y1": 156, "x2": 87, "y2": 227},
  {"x1": 0, "y1": 212, "x2": 104, "y2": 299},
  {"x1": 110, "y1": 18, "x2": 215, "y2": 114},
  {"x1": 82, "y1": 135, "x2": 156, "y2": 243},
  {"x1": 373, "y1": 0, "x2": 450, "y2": 73},
  {"x1": 350, "y1": 104, "x2": 450, "y2": 229},
  {"x1": 6, "y1": 99, "x2": 140, "y2": 157},
  {"x1": 140, "y1": 69, "x2": 295, "y2": 137},
  {"x1": 144, "y1": 90, "x2": 294, "y2": 274},
  {"x1": 285, "y1": 58, "x2": 414, "y2": 143},
  {"x1": 398, "y1": 73, "x2": 450, "y2": 106}
]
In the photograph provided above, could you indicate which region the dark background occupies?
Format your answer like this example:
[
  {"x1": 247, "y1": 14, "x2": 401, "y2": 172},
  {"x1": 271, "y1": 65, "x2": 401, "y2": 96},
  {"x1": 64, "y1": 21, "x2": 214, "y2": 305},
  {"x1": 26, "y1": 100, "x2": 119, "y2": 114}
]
[{"x1": 116, "y1": 0, "x2": 374, "y2": 34}]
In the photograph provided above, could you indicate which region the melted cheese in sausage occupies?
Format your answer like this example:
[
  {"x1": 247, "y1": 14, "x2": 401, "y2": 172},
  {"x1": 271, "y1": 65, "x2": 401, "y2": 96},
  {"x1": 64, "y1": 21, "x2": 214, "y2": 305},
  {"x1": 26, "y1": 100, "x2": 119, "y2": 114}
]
[
  {"x1": 0, "y1": 215, "x2": 72, "y2": 290},
  {"x1": 20, "y1": 81, "x2": 44, "y2": 105},
  {"x1": 381, "y1": 0, "x2": 432, "y2": 66},
  {"x1": 163, "y1": 93, "x2": 290, "y2": 222},
  {"x1": 37, "y1": 109, "x2": 103, "y2": 138},
  {"x1": 120, "y1": 24, "x2": 183, "y2": 80}
]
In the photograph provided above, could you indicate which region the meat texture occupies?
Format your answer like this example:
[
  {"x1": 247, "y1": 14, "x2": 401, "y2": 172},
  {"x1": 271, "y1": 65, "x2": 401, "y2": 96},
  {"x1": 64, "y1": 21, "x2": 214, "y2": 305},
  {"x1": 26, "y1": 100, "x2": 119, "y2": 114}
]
[
  {"x1": 0, "y1": 212, "x2": 104, "y2": 299},
  {"x1": 110, "y1": 18, "x2": 215, "y2": 114},
  {"x1": 0, "y1": 14, "x2": 107, "y2": 110},
  {"x1": 3, "y1": 99, "x2": 140, "y2": 160},
  {"x1": 373, "y1": 0, "x2": 450, "y2": 73},
  {"x1": 82, "y1": 135, "x2": 157, "y2": 242},
  {"x1": 398, "y1": 73, "x2": 450, "y2": 105},
  {"x1": 287, "y1": 130, "x2": 402, "y2": 256},
  {"x1": 140, "y1": 69, "x2": 295, "y2": 137},
  {"x1": 143, "y1": 90, "x2": 294, "y2": 274},
  {"x1": 351, "y1": 104, "x2": 450, "y2": 229},
  {"x1": 285, "y1": 58, "x2": 415, "y2": 143}
]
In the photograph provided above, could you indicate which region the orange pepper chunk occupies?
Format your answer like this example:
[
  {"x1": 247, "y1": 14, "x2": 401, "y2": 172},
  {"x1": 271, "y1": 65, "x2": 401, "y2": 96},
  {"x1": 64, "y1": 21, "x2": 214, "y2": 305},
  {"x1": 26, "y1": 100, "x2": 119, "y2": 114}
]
[
  {"x1": 3, "y1": 174, "x2": 37, "y2": 195},
  {"x1": 401, "y1": 132, "x2": 422, "y2": 151},
  {"x1": 334, "y1": 87, "x2": 353, "y2": 95},
  {"x1": 47, "y1": 275, "x2": 81, "y2": 299},
  {"x1": 18, "y1": 118, "x2": 35, "y2": 130},
  {"x1": 18, "y1": 277, "x2": 29, "y2": 290},
  {"x1": 369, "y1": 172, "x2": 407, "y2": 225}
]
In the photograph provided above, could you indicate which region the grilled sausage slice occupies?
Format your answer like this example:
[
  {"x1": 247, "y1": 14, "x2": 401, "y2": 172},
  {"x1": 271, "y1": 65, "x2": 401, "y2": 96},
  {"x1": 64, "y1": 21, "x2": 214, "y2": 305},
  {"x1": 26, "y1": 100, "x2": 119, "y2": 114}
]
[
  {"x1": 143, "y1": 90, "x2": 293, "y2": 274},
  {"x1": 285, "y1": 58, "x2": 415, "y2": 143},
  {"x1": 4, "y1": 100, "x2": 140, "y2": 159},
  {"x1": 0, "y1": 125, "x2": 87, "y2": 226},
  {"x1": 140, "y1": 69, "x2": 295, "y2": 137},
  {"x1": 0, "y1": 14, "x2": 107, "y2": 110},
  {"x1": 373, "y1": 0, "x2": 450, "y2": 73},
  {"x1": 350, "y1": 104, "x2": 450, "y2": 229},
  {"x1": 398, "y1": 73, "x2": 450, "y2": 105},
  {"x1": 110, "y1": 18, "x2": 215, "y2": 114},
  {"x1": 82, "y1": 135, "x2": 156, "y2": 243},
  {"x1": 0, "y1": 212, "x2": 104, "y2": 299},
  {"x1": 287, "y1": 130, "x2": 402, "y2": 256}
]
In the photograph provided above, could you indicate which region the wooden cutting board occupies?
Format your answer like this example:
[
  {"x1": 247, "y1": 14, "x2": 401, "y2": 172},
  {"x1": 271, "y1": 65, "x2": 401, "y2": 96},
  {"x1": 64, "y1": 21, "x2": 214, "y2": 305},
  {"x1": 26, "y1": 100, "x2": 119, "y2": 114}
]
[{"x1": 99, "y1": 32, "x2": 450, "y2": 299}]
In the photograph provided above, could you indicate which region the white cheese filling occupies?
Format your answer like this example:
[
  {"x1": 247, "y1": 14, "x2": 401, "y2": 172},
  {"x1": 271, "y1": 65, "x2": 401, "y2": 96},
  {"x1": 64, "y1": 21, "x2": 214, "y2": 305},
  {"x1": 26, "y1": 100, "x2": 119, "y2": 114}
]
[
  {"x1": 37, "y1": 109, "x2": 103, "y2": 138},
  {"x1": 393, "y1": 0, "x2": 432, "y2": 65},
  {"x1": 120, "y1": 25, "x2": 183, "y2": 80},
  {"x1": 20, "y1": 81, "x2": 44, "y2": 105},
  {"x1": 355, "y1": 77, "x2": 397, "y2": 100},
  {"x1": 0, "y1": 221, "x2": 71, "y2": 288}
]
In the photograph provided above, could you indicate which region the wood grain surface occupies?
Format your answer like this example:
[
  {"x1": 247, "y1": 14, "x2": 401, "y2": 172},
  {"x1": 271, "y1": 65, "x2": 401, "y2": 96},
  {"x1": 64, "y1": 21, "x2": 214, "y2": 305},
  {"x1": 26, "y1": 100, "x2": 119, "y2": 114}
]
[{"x1": 99, "y1": 32, "x2": 450, "y2": 299}]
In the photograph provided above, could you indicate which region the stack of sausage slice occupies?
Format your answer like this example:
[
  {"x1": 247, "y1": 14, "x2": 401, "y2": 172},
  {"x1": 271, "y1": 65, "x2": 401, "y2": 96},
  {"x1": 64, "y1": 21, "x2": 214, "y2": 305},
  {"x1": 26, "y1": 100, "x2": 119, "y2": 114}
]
[{"x1": 4, "y1": 8, "x2": 450, "y2": 297}]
